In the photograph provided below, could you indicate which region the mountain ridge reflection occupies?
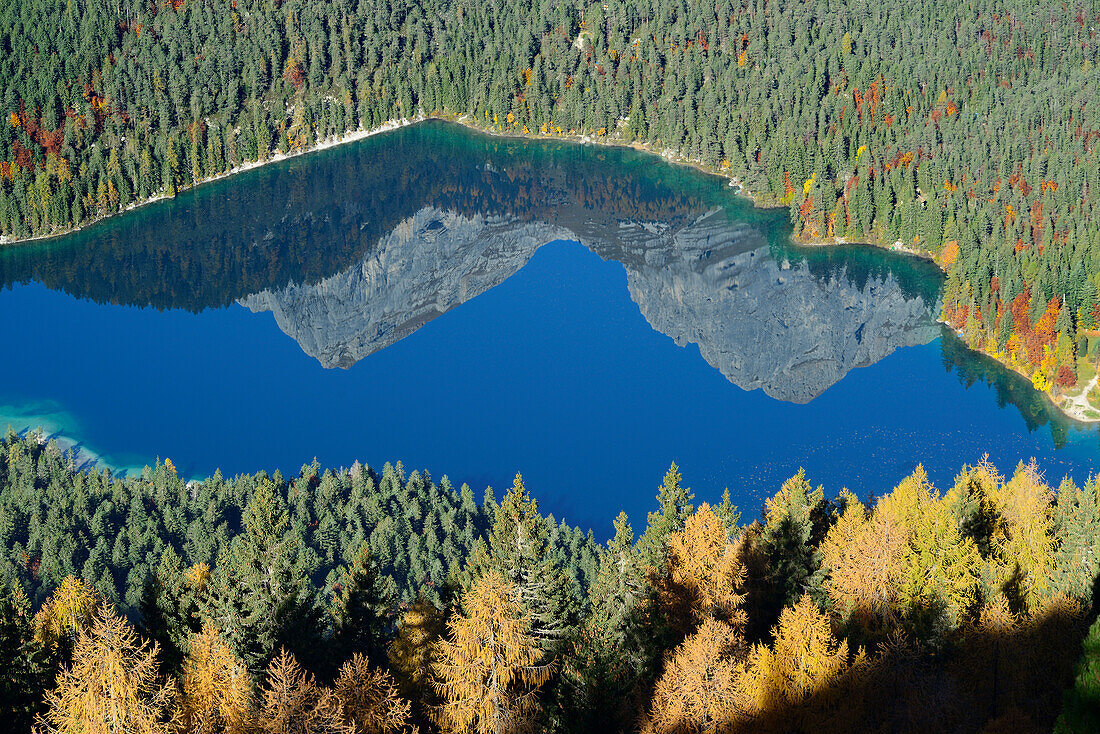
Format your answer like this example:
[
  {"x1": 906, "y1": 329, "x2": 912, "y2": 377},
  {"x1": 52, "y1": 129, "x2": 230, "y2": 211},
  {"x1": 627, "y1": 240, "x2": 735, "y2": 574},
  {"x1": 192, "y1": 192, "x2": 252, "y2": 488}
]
[{"x1": 1, "y1": 120, "x2": 942, "y2": 403}]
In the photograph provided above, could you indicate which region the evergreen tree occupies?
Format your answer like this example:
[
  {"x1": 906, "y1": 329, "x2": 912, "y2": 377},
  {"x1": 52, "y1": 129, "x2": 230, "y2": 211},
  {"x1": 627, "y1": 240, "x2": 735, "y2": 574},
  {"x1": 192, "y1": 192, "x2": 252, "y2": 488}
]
[
  {"x1": 331, "y1": 544, "x2": 397, "y2": 666},
  {"x1": 0, "y1": 579, "x2": 53, "y2": 731},
  {"x1": 1049, "y1": 475, "x2": 1100, "y2": 605},
  {"x1": 637, "y1": 463, "x2": 694, "y2": 571},
  {"x1": 465, "y1": 473, "x2": 580, "y2": 655},
  {"x1": 202, "y1": 479, "x2": 322, "y2": 676}
]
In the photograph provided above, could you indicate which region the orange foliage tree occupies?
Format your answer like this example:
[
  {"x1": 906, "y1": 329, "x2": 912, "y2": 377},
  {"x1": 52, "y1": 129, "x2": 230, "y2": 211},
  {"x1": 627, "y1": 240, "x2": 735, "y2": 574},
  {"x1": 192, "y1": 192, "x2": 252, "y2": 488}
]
[
  {"x1": 432, "y1": 571, "x2": 552, "y2": 734},
  {"x1": 36, "y1": 603, "x2": 175, "y2": 734}
]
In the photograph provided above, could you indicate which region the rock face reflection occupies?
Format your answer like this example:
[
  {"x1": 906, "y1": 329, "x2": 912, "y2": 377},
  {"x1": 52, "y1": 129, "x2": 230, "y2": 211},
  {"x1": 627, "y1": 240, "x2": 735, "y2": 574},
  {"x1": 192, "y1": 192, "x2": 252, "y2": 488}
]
[
  {"x1": 241, "y1": 203, "x2": 939, "y2": 403},
  {"x1": 1, "y1": 120, "x2": 941, "y2": 403}
]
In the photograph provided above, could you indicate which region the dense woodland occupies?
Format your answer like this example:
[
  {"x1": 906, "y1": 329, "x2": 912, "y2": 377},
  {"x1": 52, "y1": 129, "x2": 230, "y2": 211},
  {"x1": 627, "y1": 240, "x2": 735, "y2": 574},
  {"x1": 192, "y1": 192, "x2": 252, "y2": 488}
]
[
  {"x1": 1, "y1": 0, "x2": 1099, "y2": 399},
  {"x1": 1, "y1": 431, "x2": 1099, "y2": 732}
]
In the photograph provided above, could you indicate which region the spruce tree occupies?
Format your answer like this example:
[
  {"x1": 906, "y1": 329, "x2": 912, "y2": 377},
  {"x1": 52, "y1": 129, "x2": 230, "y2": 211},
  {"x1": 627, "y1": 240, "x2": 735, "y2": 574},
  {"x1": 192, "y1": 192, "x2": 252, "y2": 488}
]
[
  {"x1": 637, "y1": 463, "x2": 695, "y2": 571},
  {"x1": 202, "y1": 480, "x2": 322, "y2": 677}
]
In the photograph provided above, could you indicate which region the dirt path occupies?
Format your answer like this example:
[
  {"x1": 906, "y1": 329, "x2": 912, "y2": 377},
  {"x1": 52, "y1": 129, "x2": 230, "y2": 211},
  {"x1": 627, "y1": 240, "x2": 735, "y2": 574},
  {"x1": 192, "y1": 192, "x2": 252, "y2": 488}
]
[{"x1": 1061, "y1": 370, "x2": 1100, "y2": 422}]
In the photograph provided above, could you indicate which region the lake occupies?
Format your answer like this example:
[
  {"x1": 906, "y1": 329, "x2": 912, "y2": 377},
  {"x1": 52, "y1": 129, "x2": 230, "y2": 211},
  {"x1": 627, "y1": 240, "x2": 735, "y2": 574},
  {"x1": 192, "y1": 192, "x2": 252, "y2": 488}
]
[{"x1": 1, "y1": 120, "x2": 1097, "y2": 535}]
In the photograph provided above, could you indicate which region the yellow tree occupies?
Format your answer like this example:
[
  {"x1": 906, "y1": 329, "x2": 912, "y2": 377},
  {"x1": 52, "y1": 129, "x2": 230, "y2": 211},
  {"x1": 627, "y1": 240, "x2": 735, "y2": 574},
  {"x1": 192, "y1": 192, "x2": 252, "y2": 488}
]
[
  {"x1": 178, "y1": 624, "x2": 254, "y2": 734},
  {"x1": 432, "y1": 571, "x2": 552, "y2": 734},
  {"x1": 641, "y1": 618, "x2": 747, "y2": 734},
  {"x1": 388, "y1": 596, "x2": 446, "y2": 701},
  {"x1": 886, "y1": 470, "x2": 981, "y2": 633},
  {"x1": 952, "y1": 594, "x2": 1020, "y2": 727},
  {"x1": 255, "y1": 648, "x2": 350, "y2": 734},
  {"x1": 989, "y1": 462, "x2": 1055, "y2": 611},
  {"x1": 824, "y1": 469, "x2": 980, "y2": 641},
  {"x1": 36, "y1": 603, "x2": 175, "y2": 734},
  {"x1": 739, "y1": 596, "x2": 861, "y2": 730},
  {"x1": 33, "y1": 575, "x2": 98, "y2": 652},
  {"x1": 332, "y1": 653, "x2": 413, "y2": 734},
  {"x1": 820, "y1": 500, "x2": 906, "y2": 637},
  {"x1": 657, "y1": 503, "x2": 747, "y2": 638}
]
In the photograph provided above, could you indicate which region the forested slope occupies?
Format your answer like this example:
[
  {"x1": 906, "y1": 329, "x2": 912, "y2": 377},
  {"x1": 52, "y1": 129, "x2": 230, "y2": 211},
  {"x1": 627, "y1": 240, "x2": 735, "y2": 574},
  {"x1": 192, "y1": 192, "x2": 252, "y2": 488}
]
[
  {"x1": 2, "y1": 0, "x2": 1099, "y2": 403},
  {"x1": 2, "y1": 432, "x2": 1100, "y2": 731}
]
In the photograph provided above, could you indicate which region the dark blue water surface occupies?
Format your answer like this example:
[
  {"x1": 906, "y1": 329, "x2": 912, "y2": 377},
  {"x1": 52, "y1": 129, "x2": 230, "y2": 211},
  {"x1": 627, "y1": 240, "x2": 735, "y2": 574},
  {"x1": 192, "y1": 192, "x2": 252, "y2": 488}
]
[{"x1": 1, "y1": 121, "x2": 1097, "y2": 536}]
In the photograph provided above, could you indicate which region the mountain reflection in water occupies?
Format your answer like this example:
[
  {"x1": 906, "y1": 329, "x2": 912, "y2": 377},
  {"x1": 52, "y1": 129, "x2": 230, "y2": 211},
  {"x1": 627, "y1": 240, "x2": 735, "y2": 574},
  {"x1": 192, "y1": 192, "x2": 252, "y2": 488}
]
[
  {"x1": 0, "y1": 120, "x2": 942, "y2": 404},
  {"x1": 0, "y1": 119, "x2": 1086, "y2": 493},
  {"x1": 239, "y1": 205, "x2": 939, "y2": 403}
]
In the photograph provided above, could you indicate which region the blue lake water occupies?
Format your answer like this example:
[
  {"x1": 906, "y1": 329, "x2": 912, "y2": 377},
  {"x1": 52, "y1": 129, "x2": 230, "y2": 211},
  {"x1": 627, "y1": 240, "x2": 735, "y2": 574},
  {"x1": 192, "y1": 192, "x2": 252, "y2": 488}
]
[{"x1": 1, "y1": 121, "x2": 1097, "y2": 535}]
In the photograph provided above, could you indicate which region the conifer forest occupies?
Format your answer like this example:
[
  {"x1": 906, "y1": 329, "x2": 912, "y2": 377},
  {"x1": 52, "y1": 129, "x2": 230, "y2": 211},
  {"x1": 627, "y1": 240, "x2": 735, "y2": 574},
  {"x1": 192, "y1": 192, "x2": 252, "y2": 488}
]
[
  {"x1": 1, "y1": 433, "x2": 1099, "y2": 732},
  {"x1": 3, "y1": 0, "x2": 1100, "y2": 731}
]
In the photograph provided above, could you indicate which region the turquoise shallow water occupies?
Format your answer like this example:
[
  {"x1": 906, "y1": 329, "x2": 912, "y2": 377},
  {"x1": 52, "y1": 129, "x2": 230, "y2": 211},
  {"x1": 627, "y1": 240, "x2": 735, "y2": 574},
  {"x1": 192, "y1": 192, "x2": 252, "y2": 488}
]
[{"x1": 0, "y1": 121, "x2": 1096, "y2": 535}]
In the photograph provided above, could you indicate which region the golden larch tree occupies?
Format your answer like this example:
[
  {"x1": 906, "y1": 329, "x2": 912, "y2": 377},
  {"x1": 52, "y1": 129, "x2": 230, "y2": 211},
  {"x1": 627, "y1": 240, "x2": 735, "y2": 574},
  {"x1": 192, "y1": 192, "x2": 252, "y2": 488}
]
[
  {"x1": 179, "y1": 623, "x2": 254, "y2": 734},
  {"x1": 33, "y1": 575, "x2": 98, "y2": 651},
  {"x1": 36, "y1": 602, "x2": 175, "y2": 734},
  {"x1": 821, "y1": 502, "x2": 906, "y2": 637},
  {"x1": 332, "y1": 653, "x2": 414, "y2": 734},
  {"x1": 431, "y1": 570, "x2": 552, "y2": 734},
  {"x1": 740, "y1": 595, "x2": 861, "y2": 726},
  {"x1": 641, "y1": 618, "x2": 747, "y2": 734},
  {"x1": 657, "y1": 503, "x2": 747, "y2": 637},
  {"x1": 388, "y1": 595, "x2": 447, "y2": 701},
  {"x1": 989, "y1": 461, "x2": 1055, "y2": 612},
  {"x1": 255, "y1": 648, "x2": 350, "y2": 734}
]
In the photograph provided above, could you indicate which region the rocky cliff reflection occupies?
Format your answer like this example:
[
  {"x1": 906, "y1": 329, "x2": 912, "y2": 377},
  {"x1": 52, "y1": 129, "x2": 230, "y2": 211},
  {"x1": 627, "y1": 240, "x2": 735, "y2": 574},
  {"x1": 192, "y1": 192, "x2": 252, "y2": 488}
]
[
  {"x1": 240, "y1": 202, "x2": 940, "y2": 403},
  {"x1": 0, "y1": 120, "x2": 942, "y2": 403}
]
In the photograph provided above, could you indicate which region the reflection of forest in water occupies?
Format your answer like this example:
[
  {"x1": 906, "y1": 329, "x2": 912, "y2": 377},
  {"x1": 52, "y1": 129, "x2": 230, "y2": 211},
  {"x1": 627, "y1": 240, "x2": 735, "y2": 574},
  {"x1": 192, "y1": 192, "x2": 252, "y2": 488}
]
[
  {"x1": 0, "y1": 121, "x2": 734, "y2": 311},
  {"x1": 938, "y1": 330, "x2": 1091, "y2": 449},
  {"x1": 0, "y1": 119, "x2": 1088, "y2": 440}
]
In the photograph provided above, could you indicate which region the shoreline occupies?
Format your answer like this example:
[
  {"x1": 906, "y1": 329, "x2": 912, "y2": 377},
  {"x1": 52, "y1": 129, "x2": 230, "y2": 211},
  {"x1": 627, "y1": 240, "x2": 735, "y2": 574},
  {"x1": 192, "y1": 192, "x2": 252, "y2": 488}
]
[
  {"x1": 0, "y1": 118, "x2": 414, "y2": 247},
  {"x1": 2, "y1": 113, "x2": 1095, "y2": 425},
  {"x1": 934, "y1": 323, "x2": 1100, "y2": 425}
]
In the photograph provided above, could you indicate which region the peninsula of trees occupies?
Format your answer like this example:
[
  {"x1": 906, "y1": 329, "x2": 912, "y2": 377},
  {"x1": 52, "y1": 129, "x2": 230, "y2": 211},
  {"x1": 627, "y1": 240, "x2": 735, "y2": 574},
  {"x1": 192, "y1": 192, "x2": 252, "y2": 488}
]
[
  {"x1": 1, "y1": 0, "x2": 1099, "y2": 415},
  {"x1": 1, "y1": 431, "x2": 1100, "y2": 731}
]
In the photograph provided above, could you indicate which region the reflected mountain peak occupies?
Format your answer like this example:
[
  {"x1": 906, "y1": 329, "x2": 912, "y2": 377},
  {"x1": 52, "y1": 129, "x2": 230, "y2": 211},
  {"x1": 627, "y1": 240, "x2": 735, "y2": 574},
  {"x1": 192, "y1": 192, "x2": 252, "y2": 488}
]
[
  {"x1": 240, "y1": 206, "x2": 567, "y2": 368},
  {"x1": 1, "y1": 120, "x2": 943, "y2": 403},
  {"x1": 240, "y1": 196, "x2": 939, "y2": 402}
]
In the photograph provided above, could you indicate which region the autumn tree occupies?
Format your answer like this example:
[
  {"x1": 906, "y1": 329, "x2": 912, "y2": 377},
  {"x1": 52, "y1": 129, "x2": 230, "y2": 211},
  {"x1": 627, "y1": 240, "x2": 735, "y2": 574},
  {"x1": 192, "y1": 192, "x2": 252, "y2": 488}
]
[
  {"x1": 820, "y1": 496, "x2": 905, "y2": 640},
  {"x1": 388, "y1": 596, "x2": 447, "y2": 711},
  {"x1": 641, "y1": 618, "x2": 747, "y2": 734},
  {"x1": 33, "y1": 575, "x2": 99, "y2": 654},
  {"x1": 822, "y1": 468, "x2": 980, "y2": 644},
  {"x1": 332, "y1": 653, "x2": 414, "y2": 734},
  {"x1": 255, "y1": 648, "x2": 350, "y2": 734},
  {"x1": 988, "y1": 462, "x2": 1056, "y2": 613},
  {"x1": 432, "y1": 570, "x2": 553, "y2": 734},
  {"x1": 36, "y1": 602, "x2": 175, "y2": 734},
  {"x1": 178, "y1": 623, "x2": 254, "y2": 734},
  {"x1": 739, "y1": 595, "x2": 863, "y2": 732},
  {"x1": 888, "y1": 468, "x2": 981, "y2": 640},
  {"x1": 656, "y1": 503, "x2": 747, "y2": 640}
]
